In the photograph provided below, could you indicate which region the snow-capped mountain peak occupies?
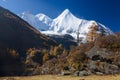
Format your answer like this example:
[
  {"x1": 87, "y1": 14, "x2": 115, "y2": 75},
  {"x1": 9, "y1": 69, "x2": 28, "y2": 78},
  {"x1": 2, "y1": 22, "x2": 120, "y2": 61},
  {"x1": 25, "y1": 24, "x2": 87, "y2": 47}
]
[
  {"x1": 19, "y1": 12, "x2": 50, "y2": 31},
  {"x1": 57, "y1": 9, "x2": 71, "y2": 18},
  {"x1": 50, "y1": 9, "x2": 82, "y2": 33},
  {"x1": 19, "y1": 9, "x2": 113, "y2": 43},
  {"x1": 19, "y1": 11, "x2": 38, "y2": 27},
  {"x1": 35, "y1": 13, "x2": 52, "y2": 26}
]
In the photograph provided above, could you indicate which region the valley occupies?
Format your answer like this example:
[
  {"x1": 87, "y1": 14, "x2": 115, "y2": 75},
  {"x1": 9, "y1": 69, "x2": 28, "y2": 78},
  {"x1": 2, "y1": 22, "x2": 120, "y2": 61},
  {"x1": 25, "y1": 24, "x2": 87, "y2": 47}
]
[{"x1": 0, "y1": 3, "x2": 120, "y2": 78}]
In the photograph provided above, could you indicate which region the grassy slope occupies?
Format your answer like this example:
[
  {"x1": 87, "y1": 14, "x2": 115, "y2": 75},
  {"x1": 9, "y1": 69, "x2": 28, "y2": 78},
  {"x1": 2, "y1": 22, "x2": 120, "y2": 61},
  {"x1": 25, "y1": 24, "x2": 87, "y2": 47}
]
[{"x1": 0, "y1": 75, "x2": 120, "y2": 80}]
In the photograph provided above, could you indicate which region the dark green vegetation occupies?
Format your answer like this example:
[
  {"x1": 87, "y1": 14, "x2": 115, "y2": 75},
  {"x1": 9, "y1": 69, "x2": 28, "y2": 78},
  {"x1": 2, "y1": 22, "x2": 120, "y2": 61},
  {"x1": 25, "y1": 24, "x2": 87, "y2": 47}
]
[{"x1": 0, "y1": 6, "x2": 120, "y2": 76}]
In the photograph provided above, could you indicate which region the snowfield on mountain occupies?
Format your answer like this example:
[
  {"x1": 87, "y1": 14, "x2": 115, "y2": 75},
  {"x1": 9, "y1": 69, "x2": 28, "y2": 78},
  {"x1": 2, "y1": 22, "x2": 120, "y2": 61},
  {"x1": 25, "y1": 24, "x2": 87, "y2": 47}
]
[{"x1": 19, "y1": 9, "x2": 113, "y2": 42}]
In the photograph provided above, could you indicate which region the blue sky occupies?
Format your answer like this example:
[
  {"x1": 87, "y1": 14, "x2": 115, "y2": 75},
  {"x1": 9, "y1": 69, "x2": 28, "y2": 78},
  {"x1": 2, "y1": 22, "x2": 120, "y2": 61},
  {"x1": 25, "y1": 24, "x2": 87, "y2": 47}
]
[{"x1": 0, "y1": 0, "x2": 120, "y2": 32}]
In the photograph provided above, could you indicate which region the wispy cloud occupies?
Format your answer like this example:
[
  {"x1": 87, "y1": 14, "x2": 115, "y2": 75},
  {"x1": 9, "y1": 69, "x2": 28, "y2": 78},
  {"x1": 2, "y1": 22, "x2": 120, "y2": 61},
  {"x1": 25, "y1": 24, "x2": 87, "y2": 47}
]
[{"x1": 1, "y1": 0, "x2": 6, "y2": 2}]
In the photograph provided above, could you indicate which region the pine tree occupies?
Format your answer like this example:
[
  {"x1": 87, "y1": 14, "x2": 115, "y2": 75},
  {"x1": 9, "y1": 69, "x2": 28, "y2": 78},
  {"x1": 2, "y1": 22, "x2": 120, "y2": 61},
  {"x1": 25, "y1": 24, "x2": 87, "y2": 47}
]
[{"x1": 100, "y1": 27, "x2": 106, "y2": 37}]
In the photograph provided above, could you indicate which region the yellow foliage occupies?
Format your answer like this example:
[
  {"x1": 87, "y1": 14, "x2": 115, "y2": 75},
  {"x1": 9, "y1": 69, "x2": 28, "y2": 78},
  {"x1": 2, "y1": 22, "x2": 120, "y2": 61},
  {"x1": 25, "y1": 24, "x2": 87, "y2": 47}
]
[
  {"x1": 87, "y1": 25, "x2": 99, "y2": 42},
  {"x1": 43, "y1": 53, "x2": 49, "y2": 62},
  {"x1": 7, "y1": 48, "x2": 19, "y2": 57},
  {"x1": 52, "y1": 44, "x2": 63, "y2": 56},
  {"x1": 27, "y1": 48, "x2": 36, "y2": 56},
  {"x1": 42, "y1": 49, "x2": 48, "y2": 54}
]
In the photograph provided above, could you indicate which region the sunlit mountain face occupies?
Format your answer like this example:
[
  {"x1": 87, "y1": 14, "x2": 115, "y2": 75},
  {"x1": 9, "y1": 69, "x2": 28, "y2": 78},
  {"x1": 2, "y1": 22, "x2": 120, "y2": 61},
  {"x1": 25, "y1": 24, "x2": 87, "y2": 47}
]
[{"x1": 19, "y1": 9, "x2": 113, "y2": 43}]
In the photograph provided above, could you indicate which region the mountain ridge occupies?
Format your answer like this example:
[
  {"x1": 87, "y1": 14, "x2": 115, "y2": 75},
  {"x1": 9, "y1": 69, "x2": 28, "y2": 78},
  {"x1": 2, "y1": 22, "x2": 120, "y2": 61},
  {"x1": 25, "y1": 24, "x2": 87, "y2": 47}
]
[
  {"x1": 0, "y1": 6, "x2": 58, "y2": 75},
  {"x1": 0, "y1": 6, "x2": 57, "y2": 55},
  {"x1": 19, "y1": 9, "x2": 113, "y2": 43}
]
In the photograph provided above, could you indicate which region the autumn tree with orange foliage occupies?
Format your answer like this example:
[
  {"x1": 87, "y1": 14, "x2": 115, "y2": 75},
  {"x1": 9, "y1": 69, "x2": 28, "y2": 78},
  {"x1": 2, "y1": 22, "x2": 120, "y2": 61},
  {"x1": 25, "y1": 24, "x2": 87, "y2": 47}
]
[
  {"x1": 52, "y1": 44, "x2": 63, "y2": 57},
  {"x1": 7, "y1": 48, "x2": 19, "y2": 58},
  {"x1": 87, "y1": 23, "x2": 99, "y2": 42}
]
